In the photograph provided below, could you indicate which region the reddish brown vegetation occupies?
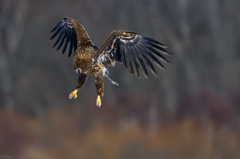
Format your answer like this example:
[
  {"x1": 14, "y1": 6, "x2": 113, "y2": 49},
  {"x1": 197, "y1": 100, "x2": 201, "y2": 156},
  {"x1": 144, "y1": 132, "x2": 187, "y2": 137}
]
[{"x1": 0, "y1": 106, "x2": 240, "y2": 159}]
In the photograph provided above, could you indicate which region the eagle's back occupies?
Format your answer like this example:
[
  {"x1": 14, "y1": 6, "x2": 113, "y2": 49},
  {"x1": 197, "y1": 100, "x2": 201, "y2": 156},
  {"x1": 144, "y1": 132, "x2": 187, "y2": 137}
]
[{"x1": 73, "y1": 45, "x2": 99, "y2": 74}]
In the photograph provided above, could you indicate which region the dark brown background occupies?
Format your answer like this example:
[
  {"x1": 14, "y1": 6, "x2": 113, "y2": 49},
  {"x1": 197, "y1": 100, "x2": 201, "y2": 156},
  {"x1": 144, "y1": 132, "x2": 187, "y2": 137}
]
[{"x1": 0, "y1": 0, "x2": 240, "y2": 158}]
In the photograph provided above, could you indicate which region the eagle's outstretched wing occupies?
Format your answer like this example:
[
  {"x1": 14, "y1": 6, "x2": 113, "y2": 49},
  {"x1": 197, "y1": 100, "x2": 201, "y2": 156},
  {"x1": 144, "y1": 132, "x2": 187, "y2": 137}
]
[
  {"x1": 96, "y1": 31, "x2": 172, "y2": 78},
  {"x1": 50, "y1": 17, "x2": 94, "y2": 57}
]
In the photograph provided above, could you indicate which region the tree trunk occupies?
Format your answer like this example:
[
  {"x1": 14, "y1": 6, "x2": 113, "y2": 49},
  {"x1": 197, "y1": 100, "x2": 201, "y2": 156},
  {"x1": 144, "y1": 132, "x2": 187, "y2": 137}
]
[{"x1": 0, "y1": 0, "x2": 28, "y2": 109}]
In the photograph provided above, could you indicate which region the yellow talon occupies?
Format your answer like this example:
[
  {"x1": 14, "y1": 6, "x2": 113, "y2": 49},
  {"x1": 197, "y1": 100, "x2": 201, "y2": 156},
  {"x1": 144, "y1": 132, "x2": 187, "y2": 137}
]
[
  {"x1": 96, "y1": 95, "x2": 101, "y2": 107},
  {"x1": 69, "y1": 89, "x2": 78, "y2": 99}
]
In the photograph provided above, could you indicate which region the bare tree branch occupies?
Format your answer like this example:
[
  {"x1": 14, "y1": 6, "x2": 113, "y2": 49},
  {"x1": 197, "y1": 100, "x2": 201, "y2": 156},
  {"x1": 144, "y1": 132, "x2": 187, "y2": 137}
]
[{"x1": 0, "y1": 0, "x2": 28, "y2": 109}]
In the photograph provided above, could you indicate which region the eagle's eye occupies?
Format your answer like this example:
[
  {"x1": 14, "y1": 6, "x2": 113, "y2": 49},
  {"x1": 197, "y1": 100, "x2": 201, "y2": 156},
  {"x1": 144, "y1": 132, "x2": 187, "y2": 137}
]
[{"x1": 75, "y1": 68, "x2": 82, "y2": 75}]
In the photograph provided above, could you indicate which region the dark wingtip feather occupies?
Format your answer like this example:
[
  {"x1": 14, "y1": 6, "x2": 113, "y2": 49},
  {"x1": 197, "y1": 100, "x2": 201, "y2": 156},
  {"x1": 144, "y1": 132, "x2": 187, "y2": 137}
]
[
  {"x1": 57, "y1": 33, "x2": 66, "y2": 50},
  {"x1": 126, "y1": 51, "x2": 134, "y2": 75},
  {"x1": 68, "y1": 33, "x2": 74, "y2": 57},
  {"x1": 51, "y1": 21, "x2": 62, "y2": 33},
  {"x1": 53, "y1": 31, "x2": 65, "y2": 48},
  {"x1": 137, "y1": 44, "x2": 160, "y2": 76},
  {"x1": 120, "y1": 46, "x2": 127, "y2": 68},
  {"x1": 62, "y1": 30, "x2": 71, "y2": 54},
  {"x1": 146, "y1": 40, "x2": 173, "y2": 56},
  {"x1": 50, "y1": 18, "x2": 78, "y2": 57},
  {"x1": 147, "y1": 46, "x2": 171, "y2": 64},
  {"x1": 62, "y1": 37, "x2": 69, "y2": 54},
  {"x1": 68, "y1": 45, "x2": 72, "y2": 57},
  {"x1": 129, "y1": 47, "x2": 140, "y2": 78},
  {"x1": 73, "y1": 31, "x2": 77, "y2": 51},
  {"x1": 146, "y1": 50, "x2": 166, "y2": 70},
  {"x1": 139, "y1": 44, "x2": 167, "y2": 70},
  {"x1": 50, "y1": 27, "x2": 63, "y2": 40},
  {"x1": 139, "y1": 59, "x2": 148, "y2": 79},
  {"x1": 143, "y1": 37, "x2": 167, "y2": 48},
  {"x1": 132, "y1": 59, "x2": 140, "y2": 78},
  {"x1": 141, "y1": 53, "x2": 158, "y2": 77},
  {"x1": 133, "y1": 46, "x2": 149, "y2": 79},
  {"x1": 160, "y1": 48, "x2": 173, "y2": 56},
  {"x1": 168, "y1": 52, "x2": 174, "y2": 56}
]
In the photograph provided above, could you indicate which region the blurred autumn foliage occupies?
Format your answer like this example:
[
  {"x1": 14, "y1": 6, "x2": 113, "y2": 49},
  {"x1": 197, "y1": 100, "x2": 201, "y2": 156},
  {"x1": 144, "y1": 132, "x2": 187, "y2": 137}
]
[
  {"x1": 1, "y1": 109, "x2": 240, "y2": 159},
  {"x1": 0, "y1": 0, "x2": 240, "y2": 158}
]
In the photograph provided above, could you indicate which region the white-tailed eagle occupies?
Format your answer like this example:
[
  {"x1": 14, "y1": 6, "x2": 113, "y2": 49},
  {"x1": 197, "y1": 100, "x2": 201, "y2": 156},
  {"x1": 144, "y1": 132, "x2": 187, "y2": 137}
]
[{"x1": 50, "y1": 17, "x2": 172, "y2": 107}]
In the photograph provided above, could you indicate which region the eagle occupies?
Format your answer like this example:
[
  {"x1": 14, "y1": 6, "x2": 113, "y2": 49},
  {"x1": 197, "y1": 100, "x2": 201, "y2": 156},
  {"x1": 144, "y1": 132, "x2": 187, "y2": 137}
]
[{"x1": 50, "y1": 17, "x2": 172, "y2": 107}]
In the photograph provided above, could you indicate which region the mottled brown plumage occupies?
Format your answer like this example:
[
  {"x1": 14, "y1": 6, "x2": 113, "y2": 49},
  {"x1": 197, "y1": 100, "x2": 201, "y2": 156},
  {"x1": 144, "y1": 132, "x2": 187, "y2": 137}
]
[{"x1": 50, "y1": 17, "x2": 172, "y2": 107}]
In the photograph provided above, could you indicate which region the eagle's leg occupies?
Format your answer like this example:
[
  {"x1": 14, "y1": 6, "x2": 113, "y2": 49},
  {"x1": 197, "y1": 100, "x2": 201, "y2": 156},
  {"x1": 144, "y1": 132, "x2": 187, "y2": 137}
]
[
  {"x1": 103, "y1": 68, "x2": 119, "y2": 86},
  {"x1": 105, "y1": 72, "x2": 119, "y2": 86},
  {"x1": 69, "y1": 73, "x2": 88, "y2": 100},
  {"x1": 95, "y1": 74, "x2": 104, "y2": 107}
]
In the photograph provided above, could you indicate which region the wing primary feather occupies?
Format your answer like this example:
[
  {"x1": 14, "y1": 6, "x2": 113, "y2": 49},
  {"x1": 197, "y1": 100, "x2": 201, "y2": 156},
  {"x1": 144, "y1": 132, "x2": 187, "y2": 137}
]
[
  {"x1": 57, "y1": 32, "x2": 66, "y2": 50},
  {"x1": 147, "y1": 41, "x2": 173, "y2": 56},
  {"x1": 129, "y1": 47, "x2": 140, "y2": 68},
  {"x1": 135, "y1": 63, "x2": 140, "y2": 78},
  {"x1": 136, "y1": 45, "x2": 158, "y2": 76},
  {"x1": 133, "y1": 46, "x2": 148, "y2": 78},
  {"x1": 138, "y1": 58, "x2": 148, "y2": 78},
  {"x1": 143, "y1": 37, "x2": 167, "y2": 48},
  {"x1": 50, "y1": 27, "x2": 63, "y2": 40},
  {"x1": 68, "y1": 31, "x2": 73, "y2": 57},
  {"x1": 127, "y1": 46, "x2": 137, "y2": 76},
  {"x1": 125, "y1": 46, "x2": 134, "y2": 74},
  {"x1": 69, "y1": 43, "x2": 73, "y2": 57},
  {"x1": 138, "y1": 43, "x2": 165, "y2": 70},
  {"x1": 120, "y1": 45, "x2": 127, "y2": 68},
  {"x1": 129, "y1": 47, "x2": 140, "y2": 78},
  {"x1": 114, "y1": 39, "x2": 121, "y2": 62},
  {"x1": 96, "y1": 31, "x2": 171, "y2": 77},
  {"x1": 146, "y1": 50, "x2": 166, "y2": 70},
  {"x1": 141, "y1": 53, "x2": 158, "y2": 76},
  {"x1": 62, "y1": 30, "x2": 70, "y2": 54},
  {"x1": 147, "y1": 46, "x2": 171, "y2": 63},
  {"x1": 51, "y1": 18, "x2": 94, "y2": 57},
  {"x1": 51, "y1": 21, "x2": 62, "y2": 33},
  {"x1": 53, "y1": 31, "x2": 65, "y2": 48}
]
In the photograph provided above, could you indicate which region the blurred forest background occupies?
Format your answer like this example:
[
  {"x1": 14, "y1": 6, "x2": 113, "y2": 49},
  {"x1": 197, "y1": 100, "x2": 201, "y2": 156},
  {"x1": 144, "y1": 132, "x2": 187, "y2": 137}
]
[{"x1": 0, "y1": 0, "x2": 240, "y2": 158}]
